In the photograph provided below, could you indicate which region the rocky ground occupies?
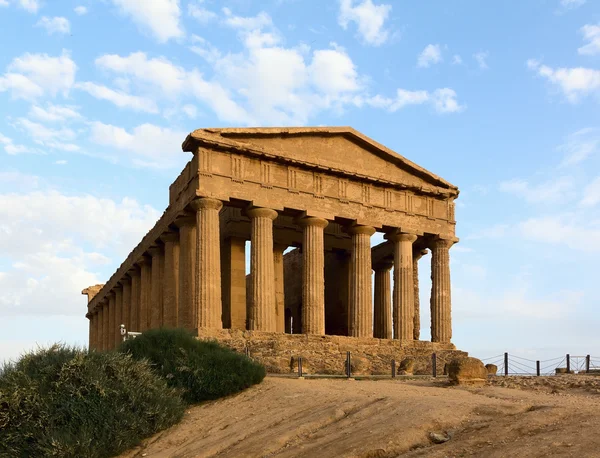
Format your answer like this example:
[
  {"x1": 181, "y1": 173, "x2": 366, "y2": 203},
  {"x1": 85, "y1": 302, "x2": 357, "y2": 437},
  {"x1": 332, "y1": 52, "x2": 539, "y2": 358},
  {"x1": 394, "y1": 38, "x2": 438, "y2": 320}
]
[{"x1": 120, "y1": 375, "x2": 600, "y2": 458}]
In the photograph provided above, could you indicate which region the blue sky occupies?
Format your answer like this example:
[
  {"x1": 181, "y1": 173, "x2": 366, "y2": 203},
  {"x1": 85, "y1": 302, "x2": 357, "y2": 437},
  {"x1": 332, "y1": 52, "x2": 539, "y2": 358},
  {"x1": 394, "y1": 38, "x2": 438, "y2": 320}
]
[{"x1": 1, "y1": 0, "x2": 600, "y2": 365}]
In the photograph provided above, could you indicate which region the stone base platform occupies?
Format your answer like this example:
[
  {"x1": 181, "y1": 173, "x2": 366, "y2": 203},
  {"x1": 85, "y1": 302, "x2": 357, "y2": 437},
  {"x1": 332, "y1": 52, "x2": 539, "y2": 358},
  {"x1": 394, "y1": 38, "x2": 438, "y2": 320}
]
[{"x1": 196, "y1": 329, "x2": 468, "y2": 375}]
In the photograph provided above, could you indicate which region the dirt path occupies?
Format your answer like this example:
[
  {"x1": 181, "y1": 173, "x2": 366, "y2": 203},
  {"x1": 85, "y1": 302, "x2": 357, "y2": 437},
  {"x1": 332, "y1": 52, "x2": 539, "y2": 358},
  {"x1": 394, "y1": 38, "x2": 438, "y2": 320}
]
[{"x1": 121, "y1": 376, "x2": 600, "y2": 458}]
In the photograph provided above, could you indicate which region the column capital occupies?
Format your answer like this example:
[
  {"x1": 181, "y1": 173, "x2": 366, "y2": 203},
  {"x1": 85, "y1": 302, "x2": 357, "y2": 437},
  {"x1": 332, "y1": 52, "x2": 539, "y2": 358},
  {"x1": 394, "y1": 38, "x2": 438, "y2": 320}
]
[
  {"x1": 147, "y1": 245, "x2": 163, "y2": 258},
  {"x1": 373, "y1": 258, "x2": 394, "y2": 271},
  {"x1": 246, "y1": 206, "x2": 278, "y2": 220},
  {"x1": 413, "y1": 248, "x2": 429, "y2": 261},
  {"x1": 346, "y1": 224, "x2": 376, "y2": 236},
  {"x1": 127, "y1": 265, "x2": 140, "y2": 276},
  {"x1": 173, "y1": 214, "x2": 196, "y2": 228},
  {"x1": 136, "y1": 255, "x2": 151, "y2": 267},
  {"x1": 159, "y1": 231, "x2": 179, "y2": 243},
  {"x1": 113, "y1": 283, "x2": 123, "y2": 290},
  {"x1": 295, "y1": 216, "x2": 329, "y2": 229},
  {"x1": 430, "y1": 236, "x2": 458, "y2": 250},
  {"x1": 385, "y1": 230, "x2": 418, "y2": 243},
  {"x1": 190, "y1": 197, "x2": 223, "y2": 212}
]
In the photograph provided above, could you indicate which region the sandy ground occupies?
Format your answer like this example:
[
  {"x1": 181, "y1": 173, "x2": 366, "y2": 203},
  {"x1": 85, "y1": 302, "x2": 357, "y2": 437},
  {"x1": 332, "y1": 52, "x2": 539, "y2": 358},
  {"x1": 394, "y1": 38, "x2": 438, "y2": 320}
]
[{"x1": 120, "y1": 375, "x2": 600, "y2": 458}]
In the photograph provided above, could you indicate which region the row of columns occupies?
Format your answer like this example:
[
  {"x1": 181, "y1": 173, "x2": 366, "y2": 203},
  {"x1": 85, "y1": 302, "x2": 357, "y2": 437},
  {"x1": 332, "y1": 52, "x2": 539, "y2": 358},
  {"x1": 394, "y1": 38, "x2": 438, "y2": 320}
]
[{"x1": 89, "y1": 197, "x2": 454, "y2": 350}]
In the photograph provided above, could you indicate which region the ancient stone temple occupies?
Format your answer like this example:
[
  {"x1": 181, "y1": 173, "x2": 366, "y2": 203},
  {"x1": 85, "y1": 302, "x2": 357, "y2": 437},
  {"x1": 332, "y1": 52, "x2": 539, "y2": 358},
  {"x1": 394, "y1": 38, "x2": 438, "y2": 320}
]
[{"x1": 83, "y1": 127, "x2": 466, "y2": 374}]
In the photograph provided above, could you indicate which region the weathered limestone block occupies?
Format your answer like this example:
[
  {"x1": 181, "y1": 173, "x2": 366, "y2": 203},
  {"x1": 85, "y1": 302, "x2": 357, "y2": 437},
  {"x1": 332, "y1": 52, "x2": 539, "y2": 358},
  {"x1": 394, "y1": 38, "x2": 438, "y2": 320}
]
[
  {"x1": 82, "y1": 284, "x2": 104, "y2": 303},
  {"x1": 448, "y1": 357, "x2": 487, "y2": 386},
  {"x1": 196, "y1": 328, "x2": 466, "y2": 376},
  {"x1": 485, "y1": 363, "x2": 498, "y2": 376},
  {"x1": 398, "y1": 358, "x2": 415, "y2": 375}
]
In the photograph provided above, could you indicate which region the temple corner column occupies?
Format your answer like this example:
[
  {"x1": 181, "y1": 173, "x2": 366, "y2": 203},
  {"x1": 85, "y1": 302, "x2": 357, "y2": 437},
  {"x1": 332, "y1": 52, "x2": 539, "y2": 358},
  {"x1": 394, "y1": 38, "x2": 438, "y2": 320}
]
[{"x1": 430, "y1": 237, "x2": 455, "y2": 343}]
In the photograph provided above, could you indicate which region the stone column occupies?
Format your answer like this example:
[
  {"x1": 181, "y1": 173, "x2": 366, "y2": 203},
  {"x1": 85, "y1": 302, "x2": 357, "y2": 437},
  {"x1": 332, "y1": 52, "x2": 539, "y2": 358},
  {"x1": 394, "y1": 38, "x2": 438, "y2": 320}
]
[
  {"x1": 430, "y1": 237, "x2": 454, "y2": 343},
  {"x1": 138, "y1": 256, "x2": 152, "y2": 332},
  {"x1": 129, "y1": 267, "x2": 141, "y2": 332},
  {"x1": 108, "y1": 293, "x2": 116, "y2": 350},
  {"x1": 97, "y1": 306, "x2": 103, "y2": 351},
  {"x1": 122, "y1": 276, "x2": 132, "y2": 331},
  {"x1": 88, "y1": 314, "x2": 94, "y2": 350},
  {"x1": 148, "y1": 245, "x2": 164, "y2": 329},
  {"x1": 191, "y1": 197, "x2": 223, "y2": 330},
  {"x1": 297, "y1": 217, "x2": 328, "y2": 335},
  {"x1": 247, "y1": 207, "x2": 278, "y2": 331},
  {"x1": 412, "y1": 248, "x2": 428, "y2": 341},
  {"x1": 102, "y1": 301, "x2": 109, "y2": 351},
  {"x1": 273, "y1": 243, "x2": 287, "y2": 333},
  {"x1": 347, "y1": 225, "x2": 376, "y2": 338},
  {"x1": 160, "y1": 232, "x2": 180, "y2": 328},
  {"x1": 93, "y1": 311, "x2": 100, "y2": 350},
  {"x1": 114, "y1": 285, "x2": 123, "y2": 348},
  {"x1": 175, "y1": 216, "x2": 196, "y2": 331},
  {"x1": 387, "y1": 232, "x2": 417, "y2": 340},
  {"x1": 221, "y1": 237, "x2": 247, "y2": 330},
  {"x1": 373, "y1": 260, "x2": 393, "y2": 339}
]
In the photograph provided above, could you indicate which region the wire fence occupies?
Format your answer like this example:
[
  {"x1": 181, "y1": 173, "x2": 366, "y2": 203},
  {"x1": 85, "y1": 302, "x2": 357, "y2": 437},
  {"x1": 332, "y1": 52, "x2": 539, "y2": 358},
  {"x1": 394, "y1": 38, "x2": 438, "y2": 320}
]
[{"x1": 478, "y1": 353, "x2": 600, "y2": 376}]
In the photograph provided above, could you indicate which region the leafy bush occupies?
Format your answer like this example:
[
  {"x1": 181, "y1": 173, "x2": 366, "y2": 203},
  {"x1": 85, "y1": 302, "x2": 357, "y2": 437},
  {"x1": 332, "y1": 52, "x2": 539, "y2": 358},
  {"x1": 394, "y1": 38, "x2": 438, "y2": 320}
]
[
  {"x1": 119, "y1": 328, "x2": 266, "y2": 404},
  {"x1": 0, "y1": 344, "x2": 185, "y2": 458}
]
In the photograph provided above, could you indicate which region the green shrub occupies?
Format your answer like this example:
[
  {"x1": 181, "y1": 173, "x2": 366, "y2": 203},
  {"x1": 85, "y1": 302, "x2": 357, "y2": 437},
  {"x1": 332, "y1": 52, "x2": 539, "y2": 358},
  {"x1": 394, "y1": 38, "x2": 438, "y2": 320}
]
[
  {"x1": 0, "y1": 344, "x2": 185, "y2": 458},
  {"x1": 119, "y1": 328, "x2": 266, "y2": 404}
]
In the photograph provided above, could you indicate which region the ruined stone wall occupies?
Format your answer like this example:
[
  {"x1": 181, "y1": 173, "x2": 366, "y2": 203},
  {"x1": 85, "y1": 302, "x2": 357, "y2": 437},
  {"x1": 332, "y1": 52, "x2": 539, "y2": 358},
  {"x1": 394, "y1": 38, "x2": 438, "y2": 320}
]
[{"x1": 197, "y1": 329, "x2": 467, "y2": 376}]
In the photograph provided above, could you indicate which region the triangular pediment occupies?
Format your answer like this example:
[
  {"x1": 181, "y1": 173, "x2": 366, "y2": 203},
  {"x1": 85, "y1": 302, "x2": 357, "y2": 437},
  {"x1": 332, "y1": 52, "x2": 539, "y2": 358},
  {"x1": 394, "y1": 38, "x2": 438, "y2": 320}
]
[{"x1": 183, "y1": 127, "x2": 458, "y2": 197}]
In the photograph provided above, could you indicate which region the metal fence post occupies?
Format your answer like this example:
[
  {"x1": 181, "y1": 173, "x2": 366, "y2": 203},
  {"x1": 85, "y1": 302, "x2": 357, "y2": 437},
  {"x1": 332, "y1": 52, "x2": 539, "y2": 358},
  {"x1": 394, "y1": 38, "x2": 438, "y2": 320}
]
[
  {"x1": 586, "y1": 355, "x2": 591, "y2": 373},
  {"x1": 536, "y1": 360, "x2": 540, "y2": 377},
  {"x1": 432, "y1": 353, "x2": 437, "y2": 378},
  {"x1": 566, "y1": 354, "x2": 570, "y2": 373},
  {"x1": 346, "y1": 351, "x2": 351, "y2": 378},
  {"x1": 298, "y1": 357, "x2": 303, "y2": 377},
  {"x1": 391, "y1": 359, "x2": 396, "y2": 378},
  {"x1": 504, "y1": 352, "x2": 509, "y2": 376}
]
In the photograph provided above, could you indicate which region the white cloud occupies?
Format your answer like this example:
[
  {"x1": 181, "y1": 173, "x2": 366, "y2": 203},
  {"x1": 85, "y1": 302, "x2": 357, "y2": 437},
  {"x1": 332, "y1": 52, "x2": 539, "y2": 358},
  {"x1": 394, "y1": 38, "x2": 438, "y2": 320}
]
[
  {"x1": 417, "y1": 44, "x2": 442, "y2": 68},
  {"x1": 365, "y1": 87, "x2": 464, "y2": 114},
  {"x1": 13, "y1": 118, "x2": 79, "y2": 152},
  {"x1": 110, "y1": 0, "x2": 183, "y2": 43},
  {"x1": 558, "y1": 128, "x2": 599, "y2": 166},
  {"x1": 89, "y1": 121, "x2": 188, "y2": 167},
  {"x1": 338, "y1": 0, "x2": 392, "y2": 46},
  {"x1": 579, "y1": 23, "x2": 600, "y2": 56},
  {"x1": 36, "y1": 16, "x2": 70, "y2": 35},
  {"x1": 0, "y1": 1, "x2": 8, "y2": 7},
  {"x1": 16, "y1": 0, "x2": 40, "y2": 13},
  {"x1": 0, "y1": 50, "x2": 77, "y2": 100},
  {"x1": 0, "y1": 133, "x2": 29, "y2": 155},
  {"x1": 0, "y1": 186, "x2": 160, "y2": 316},
  {"x1": 519, "y1": 213, "x2": 600, "y2": 252},
  {"x1": 182, "y1": 104, "x2": 197, "y2": 119},
  {"x1": 580, "y1": 176, "x2": 600, "y2": 207},
  {"x1": 188, "y1": 1, "x2": 216, "y2": 23},
  {"x1": 29, "y1": 103, "x2": 81, "y2": 122},
  {"x1": 309, "y1": 47, "x2": 361, "y2": 95},
  {"x1": 527, "y1": 59, "x2": 600, "y2": 103},
  {"x1": 473, "y1": 51, "x2": 489, "y2": 69},
  {"x1": 74, "y1": 5, "x2": 87, "y2": 15},
  {"x1": 75, "y1": 81, "x2": 159, "y2": 113},
  {"x1": 55, "y1": 160, "x2": 67, "y2": 165},
  {"x1": 499, "y1": 176, "x2": 575, "y2": 204},
  {"x1": 560, "y1": 0, "x2": 585, "y2": 9},
  {"x1": 452, "y1": 54, "x2": 463, "y2": 65}
]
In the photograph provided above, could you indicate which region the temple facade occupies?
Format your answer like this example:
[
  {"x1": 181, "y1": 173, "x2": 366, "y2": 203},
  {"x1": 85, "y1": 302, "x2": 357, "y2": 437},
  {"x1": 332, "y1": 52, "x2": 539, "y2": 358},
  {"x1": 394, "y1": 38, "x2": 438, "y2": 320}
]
[{"x1": 83, "y1": 127, "x2": 462, "y2": 373}]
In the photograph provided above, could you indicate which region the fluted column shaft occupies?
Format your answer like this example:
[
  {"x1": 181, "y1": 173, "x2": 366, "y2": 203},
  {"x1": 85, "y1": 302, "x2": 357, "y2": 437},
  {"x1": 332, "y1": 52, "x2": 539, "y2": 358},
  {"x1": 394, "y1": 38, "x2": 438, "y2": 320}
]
[
  {"x1": 114, "y1": 286, "x2": 123, "y2": 348},
  {"x1": 412, "y1": 249, "x2": 428, "y2": 341},
  {"x1": 102, "y1": 301, "x2": 109, "y2": 351},
  {"x1": 273, "y1": 244, "x2": 286, "y2": 333},
  {"x1": 93, "y1": 312, "x2": 100, "y2": 350},
  {"x1": 108, "y1": 294, "x2": 116, "y2": 350},
  {"x1": 298, "y1": 217, "x2": 328, "y2": 335},
  {"x1": 247, "y1": 207, "x2": 278, "y2": 331},
  {"x1": 192, "y1": 198, "x2": 224, "y2": 329},
  {"x1": 430, "y1": 238, "x2": 453, "y2": 343},
  {"x1": 388, "y1": 232, "x2": 417, "y2": 340},
  {"x1": 160, "y1": 232, "x2": 180, "y2": 328},
  {"x1": 122, "y1": 277, "x2": 132, "y2": 331},
  {"x1": 138, "y1": 257, "x2": 151, "y2": 332},
  {"x1": 97, "y1": 307, "x2": 103, "y2": 350},
  {"x1": 149, "y1": 246, "x2": 164, "y2": 329},
  {"x1": 88, "y1": 316, "x2": 94, "y2": 350},
  {"x1": 373, "y1": 262, "x2": 393, "y2": 339},
  {"x1": 348, "y1": 225, "x2": 376, "y2": 338},
  {"x1": 176, "y1": 216, "x2": 196, "y2": 331},
  {"x1": 129, "y1": 268, "x2": 141, "y2": 331}
]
